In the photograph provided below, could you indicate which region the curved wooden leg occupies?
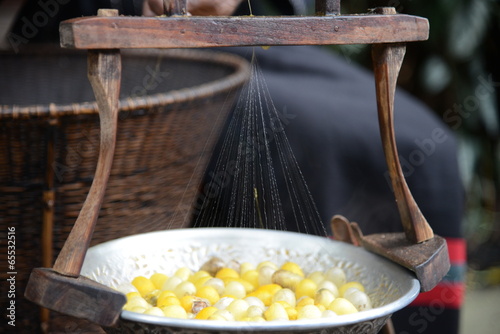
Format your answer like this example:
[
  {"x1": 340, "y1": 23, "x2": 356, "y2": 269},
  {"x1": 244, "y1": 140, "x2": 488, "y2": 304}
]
[
  {"x1": 372, "y1": 42, "x2": 434, "y2": 244},
  {"x1": 25, "y1": 9, "x2": 126, "y2": 328},
  {"x1": 53, "y1": 49, "x2": 121, "y2": 276},
  {"x1": 379, "y1": 317, "x2": 396, "y2": 334},
  {"x1": 368, "y1": 6, "x2": 433, "y2": 244}
]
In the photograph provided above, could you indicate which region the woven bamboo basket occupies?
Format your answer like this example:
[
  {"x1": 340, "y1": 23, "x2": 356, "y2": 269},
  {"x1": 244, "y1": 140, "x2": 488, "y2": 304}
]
[{"x1": 0, "y1": 46, "x2": 249, "y2": 332}]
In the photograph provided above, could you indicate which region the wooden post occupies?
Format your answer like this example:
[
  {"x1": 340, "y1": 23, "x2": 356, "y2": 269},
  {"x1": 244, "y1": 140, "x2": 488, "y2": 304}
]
[
  {"x1": 164, "y1": 0, "x2": 187, "y2": 16},
  {"x1": 40, "y1": 117, "x2": 57, "y2": 332},
  {"x1": 59, "y1": 15, "x2": 429, "y2": 49},
  {"x1": 316, "y1": 0, "x2": 341, "y2": 15},
  {"x1": 25, "y1": 9, "x2": 126, "y2": 327},
  {"x1": 53, "y1": 8, "x2": 121, "y2": 277},
  {"x1": 371, "y1": 7, "x2": 434, "y2": 243}
]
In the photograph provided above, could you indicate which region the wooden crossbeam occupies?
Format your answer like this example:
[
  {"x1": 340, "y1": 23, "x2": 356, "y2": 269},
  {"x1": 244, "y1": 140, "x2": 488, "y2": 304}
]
[{"x1": 60, "y1": 14, "x2": 429, "y2": 49}]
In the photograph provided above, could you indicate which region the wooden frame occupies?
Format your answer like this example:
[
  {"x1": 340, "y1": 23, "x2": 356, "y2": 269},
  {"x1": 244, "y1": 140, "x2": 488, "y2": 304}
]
[
  {"x1": 59, "y1": 14, "x2": 429, "y2": 49},
  {"x1": 26, "y1": 1, "x2": 449, "y2": 330}
]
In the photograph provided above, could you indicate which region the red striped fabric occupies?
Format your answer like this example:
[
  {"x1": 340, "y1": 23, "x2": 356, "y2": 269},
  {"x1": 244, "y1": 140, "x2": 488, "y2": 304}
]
[
  {"x1": 446, "y1": 238, "x2": 467, "y2": 264},
  {"x1": 410, "y1": 282, "x2": 465, "y2": 309}
]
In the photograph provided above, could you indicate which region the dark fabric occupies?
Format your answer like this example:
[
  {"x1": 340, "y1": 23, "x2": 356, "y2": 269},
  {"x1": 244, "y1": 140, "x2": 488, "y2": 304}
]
[
  {"x1": 393, "y1": 307, "x2": 460, "y2": 334},
  {"x1": 234, "y1": 0, "x2": 295, "y2": 16}
]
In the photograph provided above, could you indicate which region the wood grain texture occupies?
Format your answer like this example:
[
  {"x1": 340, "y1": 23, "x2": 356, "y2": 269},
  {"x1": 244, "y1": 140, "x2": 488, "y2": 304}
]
[
  {"x1": 53, "y1": 48, "x2": 121, "y2": 276},
  {"x1": 372, "y1": 42, "x2": 434, "y2": 244},
  {"x1": 330, "y1": 215, "x2": 450, "y2": 292},
  {"x1": 52, "y1": 10, "x2": 122, "y2": 277},
  {"x1": 361, "y1": 233, "x2": 450, "y2": 292},
  {"x1": 24, "y1": 10, "x2": 125, "y2": 327},
  {"x1": 59, "y1": 14, "x2": 429, "y2": 49},
  {"x1": 24, "y1": 268, "x2": 126, "y2": 327},
  {"x1": 331, "y1": 215, "x2": 361, "y2": 246}
]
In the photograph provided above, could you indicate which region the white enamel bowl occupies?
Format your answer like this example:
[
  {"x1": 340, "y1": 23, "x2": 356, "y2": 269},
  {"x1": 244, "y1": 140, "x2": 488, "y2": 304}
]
[{"x1": 81, "y1": 228, "x2": 419, "y2": 333}]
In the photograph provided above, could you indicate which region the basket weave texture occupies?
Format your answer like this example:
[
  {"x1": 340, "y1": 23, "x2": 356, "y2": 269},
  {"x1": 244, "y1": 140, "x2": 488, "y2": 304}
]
[{"x1": 0, "y1": 47, "x2": 249, "y2": 332}]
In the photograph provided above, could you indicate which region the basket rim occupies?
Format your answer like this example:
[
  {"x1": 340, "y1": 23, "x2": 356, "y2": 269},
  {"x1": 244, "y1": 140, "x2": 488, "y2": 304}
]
[{"x1": 0, "y1": 48, "x2": 250, "y2": 119}]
